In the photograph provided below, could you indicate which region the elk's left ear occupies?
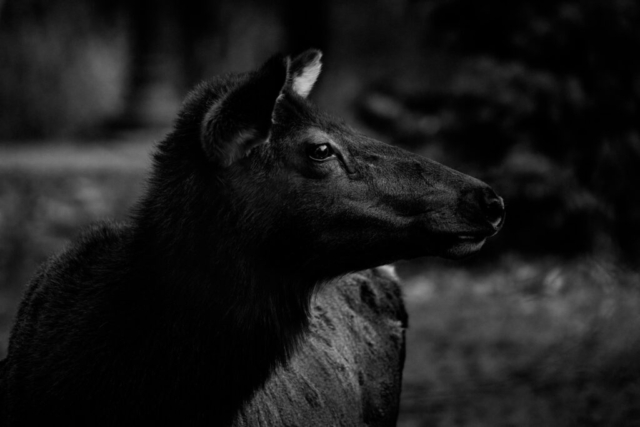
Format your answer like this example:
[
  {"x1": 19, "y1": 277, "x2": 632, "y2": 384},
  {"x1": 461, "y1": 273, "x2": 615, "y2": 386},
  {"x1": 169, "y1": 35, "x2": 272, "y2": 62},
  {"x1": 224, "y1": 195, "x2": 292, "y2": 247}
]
[
  {"x1": 201, "y1": 54, "x2": 289, "y2": 167},
  {"x1": 289, "y1": 49, "x2": 322, "y2": 98}
]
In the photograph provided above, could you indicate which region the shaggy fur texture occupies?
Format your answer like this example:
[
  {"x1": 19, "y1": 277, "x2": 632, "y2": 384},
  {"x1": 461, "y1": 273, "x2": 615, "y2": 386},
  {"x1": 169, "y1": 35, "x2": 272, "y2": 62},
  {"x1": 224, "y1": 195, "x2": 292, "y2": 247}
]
[{"x1": 0, "y1": 50, "x2": 503, "y2": 426}]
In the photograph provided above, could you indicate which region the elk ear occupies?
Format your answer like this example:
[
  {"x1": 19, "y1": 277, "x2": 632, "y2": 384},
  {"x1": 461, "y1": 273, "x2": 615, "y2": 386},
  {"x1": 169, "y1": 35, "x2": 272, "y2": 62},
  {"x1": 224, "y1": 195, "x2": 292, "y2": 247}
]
[
  {"x1": 201, "y1": 54, "x2": 290, "y2": 167},
  {"x1": 289, "y1": 49, "x2": 322, "y2": 98}
]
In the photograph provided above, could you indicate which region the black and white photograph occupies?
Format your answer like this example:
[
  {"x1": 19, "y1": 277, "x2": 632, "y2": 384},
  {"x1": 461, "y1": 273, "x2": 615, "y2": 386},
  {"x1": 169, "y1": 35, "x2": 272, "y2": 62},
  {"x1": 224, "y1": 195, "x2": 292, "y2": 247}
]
[{"x1": 0, "y1": 0, "x2": 639, "y2": 425}]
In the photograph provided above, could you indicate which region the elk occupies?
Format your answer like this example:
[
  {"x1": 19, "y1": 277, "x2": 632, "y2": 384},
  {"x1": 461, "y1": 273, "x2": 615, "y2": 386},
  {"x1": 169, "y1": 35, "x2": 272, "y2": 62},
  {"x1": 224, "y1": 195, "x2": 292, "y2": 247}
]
[{"x1": 0, "y1": 50, "x2": 504, "y2": 426}]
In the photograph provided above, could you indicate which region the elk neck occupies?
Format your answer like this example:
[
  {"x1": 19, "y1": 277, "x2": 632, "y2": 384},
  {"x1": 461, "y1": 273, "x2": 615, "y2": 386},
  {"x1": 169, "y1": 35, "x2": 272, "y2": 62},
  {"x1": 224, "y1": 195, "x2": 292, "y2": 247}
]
[{"x1": 125, "y1": 139, "x2": 319, "y2": 406}]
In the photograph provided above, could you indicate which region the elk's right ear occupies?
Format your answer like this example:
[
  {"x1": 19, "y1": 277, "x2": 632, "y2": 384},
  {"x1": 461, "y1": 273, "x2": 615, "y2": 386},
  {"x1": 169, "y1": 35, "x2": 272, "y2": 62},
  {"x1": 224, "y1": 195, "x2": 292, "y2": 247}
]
[
  {"x1": 201, "y1": 55, "x2": 289, "y2": 167},
  {"x1": 289, "y1": 49, "x2": 322, "y2": 98}
]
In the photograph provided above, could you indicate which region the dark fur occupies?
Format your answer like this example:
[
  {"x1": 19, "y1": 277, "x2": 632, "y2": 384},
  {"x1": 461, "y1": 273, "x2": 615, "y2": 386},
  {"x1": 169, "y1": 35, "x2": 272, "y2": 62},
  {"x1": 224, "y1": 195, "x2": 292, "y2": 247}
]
[{"x1": 0, "y1": 51, "x2": 503, "y2": 426}]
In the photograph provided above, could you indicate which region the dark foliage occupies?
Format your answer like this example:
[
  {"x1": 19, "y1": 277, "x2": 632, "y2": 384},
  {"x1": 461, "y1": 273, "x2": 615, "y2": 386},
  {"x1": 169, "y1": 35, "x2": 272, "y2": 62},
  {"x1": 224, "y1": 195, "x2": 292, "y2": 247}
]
[
  {"x1": 429, "y1": 0, "x2": 640, "y2": 261},
  {"x1": 357, "y1": 0, "x2": 640, "y2": 260}
]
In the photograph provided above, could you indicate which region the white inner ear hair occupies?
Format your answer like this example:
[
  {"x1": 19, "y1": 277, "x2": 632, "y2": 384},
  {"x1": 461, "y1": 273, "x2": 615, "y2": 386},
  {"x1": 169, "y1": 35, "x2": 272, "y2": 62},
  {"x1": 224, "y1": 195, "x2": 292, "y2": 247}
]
[{"x1": 292, "y1": 56, "x2": 322, "y2": 99}]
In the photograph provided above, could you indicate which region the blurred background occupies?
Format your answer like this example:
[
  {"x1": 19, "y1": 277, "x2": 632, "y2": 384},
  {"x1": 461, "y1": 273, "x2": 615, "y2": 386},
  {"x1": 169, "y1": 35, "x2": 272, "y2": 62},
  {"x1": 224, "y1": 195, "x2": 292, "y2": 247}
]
[{"x1": 1, "y1": 0, "x2": 640, "y2": 425}]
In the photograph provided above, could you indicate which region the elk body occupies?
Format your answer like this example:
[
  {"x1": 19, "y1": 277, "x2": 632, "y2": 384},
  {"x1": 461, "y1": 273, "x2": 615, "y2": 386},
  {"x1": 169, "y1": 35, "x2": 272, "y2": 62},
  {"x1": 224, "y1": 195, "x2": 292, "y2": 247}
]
[{"x1": 0, "y1": 50, "x2": 504, "y2": 426}]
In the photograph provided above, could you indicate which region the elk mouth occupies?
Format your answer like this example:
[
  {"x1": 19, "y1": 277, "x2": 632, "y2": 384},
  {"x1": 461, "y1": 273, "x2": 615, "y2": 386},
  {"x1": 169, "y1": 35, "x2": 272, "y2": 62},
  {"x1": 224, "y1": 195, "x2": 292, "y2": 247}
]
[{"x1": 435, "y1": 233, "x2": 491, "y2": 259}]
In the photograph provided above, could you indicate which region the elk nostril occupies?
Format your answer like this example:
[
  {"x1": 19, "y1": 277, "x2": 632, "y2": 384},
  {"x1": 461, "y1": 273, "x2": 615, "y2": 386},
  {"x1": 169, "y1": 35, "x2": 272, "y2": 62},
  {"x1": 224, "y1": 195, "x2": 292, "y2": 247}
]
[{"x1": 485, "y1": 196, "x2": 505, "y2": 229}]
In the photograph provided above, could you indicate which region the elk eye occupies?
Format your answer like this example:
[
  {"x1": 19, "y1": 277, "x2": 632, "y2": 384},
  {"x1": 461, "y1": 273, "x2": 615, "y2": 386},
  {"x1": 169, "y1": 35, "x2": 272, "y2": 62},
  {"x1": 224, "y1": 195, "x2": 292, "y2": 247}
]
[{"x1": 307, "y1": 144, "x2": 335, "y2": 161}]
